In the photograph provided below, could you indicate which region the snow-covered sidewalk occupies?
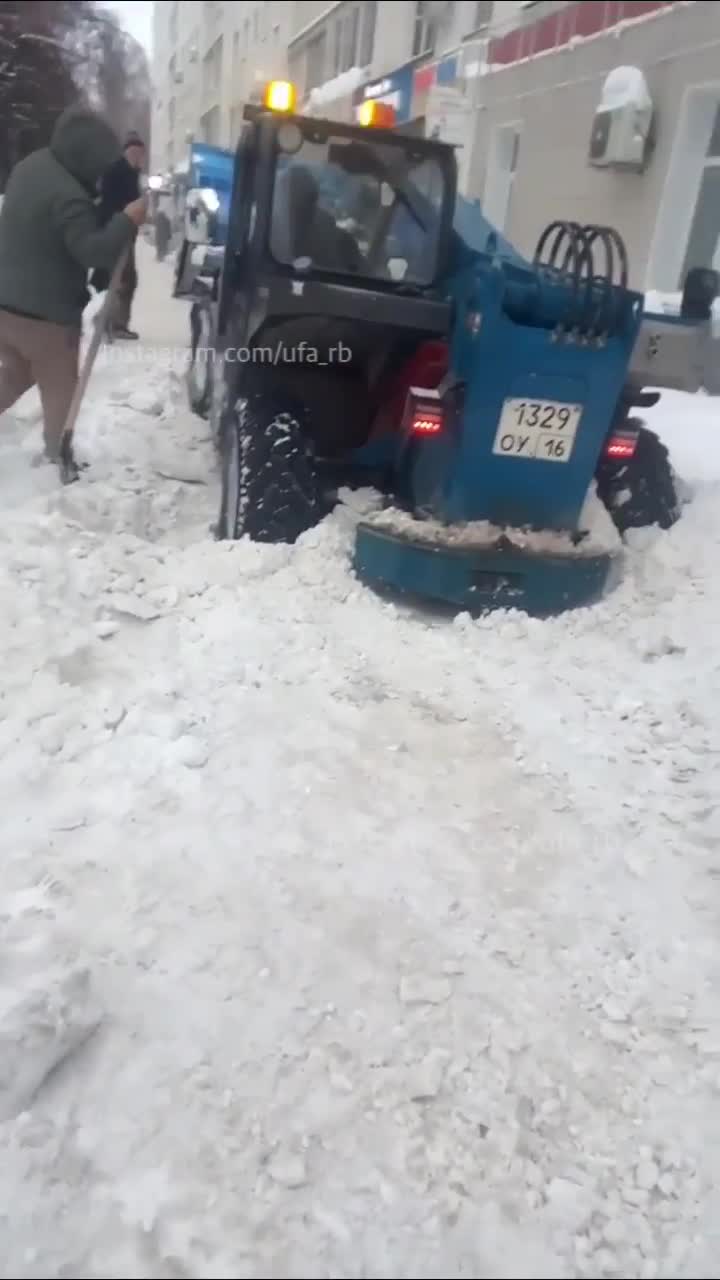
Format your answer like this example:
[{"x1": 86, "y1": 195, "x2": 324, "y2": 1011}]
[{"x1": 1, "y1": 245, "x2": 719, "y2": 1279}]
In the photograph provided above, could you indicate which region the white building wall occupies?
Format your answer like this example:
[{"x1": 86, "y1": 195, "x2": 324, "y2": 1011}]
[
  {"x1": 151, "y1": 2, "x2": 535, "y2": 165},
  {"x1": 151, "y1": 1, "x2": 293, "y2": 176}
]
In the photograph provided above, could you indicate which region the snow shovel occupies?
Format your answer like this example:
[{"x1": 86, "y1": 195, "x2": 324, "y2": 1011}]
[{"x1": 58, "y1": 246, "x2": 129, "y2": 484}]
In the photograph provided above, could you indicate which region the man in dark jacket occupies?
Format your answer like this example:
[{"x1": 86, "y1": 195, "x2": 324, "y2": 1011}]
[
  {"x1": 0, "y1": 105, "x2": 145, "y2": 462},
  {"x1": 93, "y1": 131, "x2": 145, "y2": 339}
]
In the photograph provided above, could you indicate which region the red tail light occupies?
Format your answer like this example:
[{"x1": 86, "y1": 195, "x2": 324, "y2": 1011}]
[
  {"x1": 605, "y1": 432, "x2": 638, "y2": 460},
  {"x1": 412, "y1": 409, "x2": 444, "y2": 435},
  {"x1": 405, "y1": 385, "x2": 444, "y2": 438}
]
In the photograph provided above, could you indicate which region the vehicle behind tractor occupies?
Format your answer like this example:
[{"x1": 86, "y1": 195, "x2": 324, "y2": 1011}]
[{"x1": 180, "y1": 81, "x2": 719, "y2": 617}]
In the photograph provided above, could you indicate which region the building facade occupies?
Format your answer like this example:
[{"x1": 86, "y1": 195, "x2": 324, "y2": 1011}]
[
  {"x1": 466, "y1": 0, "x2": 720, "y2": 292},
  {"x1": 151, "y1": 1, "x2": 293, "y2": 178},
  {"x1": 152, "y1": 1, "x2": 720, "y2": 293},
  {"x1": 288, "y1": 1, "x2": 510, "y2": 127}
]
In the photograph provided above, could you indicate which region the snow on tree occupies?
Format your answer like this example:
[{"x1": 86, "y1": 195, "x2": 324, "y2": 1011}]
[
  {"x1": 0, "y1": 1, "x2": 80, "y2": 183},
  {"x1": 0, "y1": 1, "x2": 151, "y2": 187}
]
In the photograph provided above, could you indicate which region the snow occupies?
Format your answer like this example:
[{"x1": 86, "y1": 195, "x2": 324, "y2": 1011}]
[
  {"x1": 364, "y1": 481, "x2": 621, "y2": 557},
  {"x1": 598, "y1": 66, "x2": 651, "y2": 114},
  {"x1": 1, "y1": 244, "x2": 720, "y2": 1278},
  {"x1": 308, "y1": 65, "x2": 367, "y2": 108}
]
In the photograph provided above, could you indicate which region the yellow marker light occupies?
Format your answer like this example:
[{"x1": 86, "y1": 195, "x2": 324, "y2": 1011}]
[
  {"x1": 358, "y1": 99, "x2": 396, "y2": 128},
  {"x1": 263, "y1": 80, "x2": 296, "y2": 113}
]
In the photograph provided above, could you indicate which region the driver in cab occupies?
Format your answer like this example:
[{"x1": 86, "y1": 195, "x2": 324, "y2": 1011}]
[{"x1": 272, "y1": 164, "x2": 364, "y2": 274}]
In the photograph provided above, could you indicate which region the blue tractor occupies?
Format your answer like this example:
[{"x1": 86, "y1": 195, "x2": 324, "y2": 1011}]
[{"x1": 182, "y1": 86, "x2": 718, "y2": 616}]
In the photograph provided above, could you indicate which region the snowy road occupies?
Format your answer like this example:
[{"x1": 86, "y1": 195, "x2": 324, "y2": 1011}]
[{"x1": 1, "y1": 243, "x2": 719, "y2": 1279}]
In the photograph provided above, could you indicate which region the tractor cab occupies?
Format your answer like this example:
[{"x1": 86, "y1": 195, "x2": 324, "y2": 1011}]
[{"x1": 203, "y1": 84, "x2": 458, "y2": 459}]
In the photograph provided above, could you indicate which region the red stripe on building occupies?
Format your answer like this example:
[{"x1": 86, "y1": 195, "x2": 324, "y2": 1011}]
[{"x1": 488, "y1": 0, "x2": 674, "y2": 68}]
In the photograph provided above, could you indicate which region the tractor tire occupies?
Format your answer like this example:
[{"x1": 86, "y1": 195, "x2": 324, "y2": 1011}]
[
  {"x1": 187, "y1": 302, "x2": 212, "y2": 417},
  {"x1": 596, "y1": 424, "x2": 680, "y2": 535},
  {"x1": 217, "y1": 383, "x2": 328, "y2": 543}
]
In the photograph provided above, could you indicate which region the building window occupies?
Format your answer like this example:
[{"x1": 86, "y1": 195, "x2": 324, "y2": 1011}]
[
  {"x1": 682, "y1": 103, "x2": 720, "y2": 278},
  {"x1": 708, "y1": 102, "x2": 720, "y2": 157},
  {"x1": 360, "y1": 1, "x2": 376, "y2": 66},
  {"x1": 289, "y1": 49, "x2": 304, "y2": 93},
  {"x1": 201, "y1": 105, "x2": 220, "y2": 146},
  {"x1": 203, "y1": 36, "x2": 223, "y2": 104},
  {"x1": 230, "y1": 104, "x2": 243, "y2": 142},
  {"x1": 484, "y1": 122, "x2": 521, "y2": 231},
  {"x1": 474, "y1": 0, "x2": 493, "y2": 29},
  {"x1": 333, "y1": 18, "x2": 343, "y2": 76},
  {"x1": 342, "y1": 7, "x2": 359, "y2": 72},
  {"x1": 306, "y1": 30, "x2": 327, "y2": 92},
  {"x1": 412, "y1": 2, "x2": 436, "y2": 58}
]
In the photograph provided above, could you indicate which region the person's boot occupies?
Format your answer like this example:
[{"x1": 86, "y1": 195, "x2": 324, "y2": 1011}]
[{"x1": 112, "y1": 326, "x2": 139, "y2": 341}]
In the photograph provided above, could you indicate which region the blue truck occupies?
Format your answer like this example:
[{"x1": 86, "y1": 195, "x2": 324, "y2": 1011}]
[{"x1": 172, "y1": 142, "x2": 233, "y2": 293}]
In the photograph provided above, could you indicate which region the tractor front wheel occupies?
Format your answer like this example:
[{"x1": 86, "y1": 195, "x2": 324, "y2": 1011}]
[
  {"x1": 217, "y1": 383, "x2": 328, "y2": 543},
  {"x1": 596, "y1": 424, "x2": 680, "y2": 535}
]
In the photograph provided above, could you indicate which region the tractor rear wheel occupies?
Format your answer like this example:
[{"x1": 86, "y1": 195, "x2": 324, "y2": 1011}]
[
  {"x1": 217, "y1": 383, "x2": 328, "y2": 543},
  {"x1": 596, "y1": 424, "x2": 680, "y2": 535}
]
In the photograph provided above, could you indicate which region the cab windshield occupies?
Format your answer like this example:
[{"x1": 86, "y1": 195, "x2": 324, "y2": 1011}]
[{"x1": 269, "y1": 130, "x2": 447, "y2": 287}]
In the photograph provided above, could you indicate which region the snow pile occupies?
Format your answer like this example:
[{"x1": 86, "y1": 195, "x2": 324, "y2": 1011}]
[
  {"x1": 364, "y1": 481, "x2": 621, "y2": 557},
  {"x1": 0, "y1": 246, "x2": 719, "y2": 1277},
  {"x1": 308, "y1": 65, "x2": 367, "y2": 108},
  {"x1": 0, "y1": 883, "x2": 102, "y2": 1122}
]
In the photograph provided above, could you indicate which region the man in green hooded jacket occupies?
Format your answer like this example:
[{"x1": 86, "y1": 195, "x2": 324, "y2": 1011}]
[{"x1": 0, "y1": 105, "x2": 146, "y2": 463}]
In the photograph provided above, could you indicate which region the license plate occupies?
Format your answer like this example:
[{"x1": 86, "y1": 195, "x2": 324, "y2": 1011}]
[{"x1": 492, "y1": 398, "x2": 583, "y2": 464}]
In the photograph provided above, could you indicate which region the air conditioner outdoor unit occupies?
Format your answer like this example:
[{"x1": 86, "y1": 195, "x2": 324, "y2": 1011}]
[{"x1": 589, "y1": 66, "x2": 654, "y2": 172}]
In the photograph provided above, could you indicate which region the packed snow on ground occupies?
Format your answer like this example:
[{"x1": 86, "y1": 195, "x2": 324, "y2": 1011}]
[{"x1": 1, "y1": 246, "x2": 720, "y2": 1280}]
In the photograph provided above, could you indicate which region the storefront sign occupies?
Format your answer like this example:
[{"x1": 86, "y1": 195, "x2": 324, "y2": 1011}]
[
  {"x1": 412, "y1": 52, "x2": 461, "y2": 122},
  {"x1": 353, "y1": 65, "x2": 413, "y2": 123}
]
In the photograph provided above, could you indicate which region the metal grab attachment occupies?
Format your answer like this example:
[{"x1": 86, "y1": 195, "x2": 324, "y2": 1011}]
[{"x1": 533, "y1": 220, "x2": 629, "y2": 340}]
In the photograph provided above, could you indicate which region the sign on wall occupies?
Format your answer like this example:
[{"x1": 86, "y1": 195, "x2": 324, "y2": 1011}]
[{"x1": 352, "y1": 65, "x2": 414, "y2": 123}]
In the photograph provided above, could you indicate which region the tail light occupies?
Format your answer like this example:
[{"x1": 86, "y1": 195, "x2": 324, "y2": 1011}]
[
  {"x1": 404, "y1": 386, "x2": 445, "y2": 437},
  {"x1": 412, "y1": 409, "x2": 444, "y2": 435},
  {"x1": 605, "y1": 429, "x2": 638, "y2": 460}
]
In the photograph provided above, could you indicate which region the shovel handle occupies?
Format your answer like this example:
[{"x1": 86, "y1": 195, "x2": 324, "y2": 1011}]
[{"x1": 59, "y1": 246, "x2": 130, "y2": 481}]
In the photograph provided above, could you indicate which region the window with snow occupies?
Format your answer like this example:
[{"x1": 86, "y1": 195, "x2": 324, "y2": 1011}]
[{"x1": 413, "y1": 2, "x2": 437, "y2": 58}]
